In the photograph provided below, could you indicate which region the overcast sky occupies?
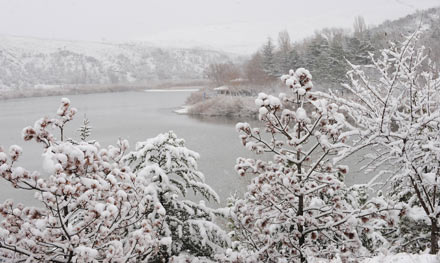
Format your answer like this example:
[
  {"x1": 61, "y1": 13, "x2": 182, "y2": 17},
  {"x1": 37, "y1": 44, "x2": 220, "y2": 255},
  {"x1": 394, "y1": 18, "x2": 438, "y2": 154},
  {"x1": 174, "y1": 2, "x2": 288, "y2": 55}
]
[{"x1": 0, "y1": 0, "x2": 439, "y2": 53}]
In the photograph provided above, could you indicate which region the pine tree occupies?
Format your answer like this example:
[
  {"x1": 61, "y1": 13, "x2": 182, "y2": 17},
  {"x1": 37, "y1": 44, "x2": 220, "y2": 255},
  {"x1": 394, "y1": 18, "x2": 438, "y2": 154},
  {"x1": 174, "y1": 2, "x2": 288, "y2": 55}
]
[
  {"x1": 261, "y1": 38, "x2": 278, "y2": 77},
  {"x1": 276, "y1": 30, "x2": 293, "y2": 74},
  {"x1": 124, "y1": 131, "x2": 230, "y2": 260},
  {"x1": 304, "y1": 35, "x2": 331, "y2": 83},
  {"x1": 287, "y1": 49, "x2": 303, "y2": 73},
  {"x1": 219, "y1": 69, "x2": 392, "y2": 262},
  {"x1": 328, "y1": 38, "x2": 348, "y2": 84},
  {"x1": 358, "y1": 37, "x2": 375, "y2": 64},
  {"x1": 347, "y1": 37, "x2": 363, "y2": 64},
  {"x1": 77, "y1": 115, "x2": 92, "y2": 141}
]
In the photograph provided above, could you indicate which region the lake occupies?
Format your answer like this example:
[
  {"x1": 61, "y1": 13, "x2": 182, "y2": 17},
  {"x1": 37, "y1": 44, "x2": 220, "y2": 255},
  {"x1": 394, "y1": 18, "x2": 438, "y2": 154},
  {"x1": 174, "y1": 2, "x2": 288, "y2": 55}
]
[{"x1": 0, "y1": 90, "x2": 370, "y2": 207}]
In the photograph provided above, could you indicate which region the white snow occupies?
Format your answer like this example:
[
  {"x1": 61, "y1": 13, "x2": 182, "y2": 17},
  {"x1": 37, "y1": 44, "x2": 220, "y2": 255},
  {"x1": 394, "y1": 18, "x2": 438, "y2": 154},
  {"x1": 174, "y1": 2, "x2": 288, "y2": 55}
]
[
  {"x1": 174, "y1": 106, "x2": 192, "y2": 114},
  {"x1": 296, "y1": 107, "x2": 307, "y2": 121},
  {"x1": 362, "y1": 253, "x2": 439, "y2": 263},
  {"x1": 309, "y1": 253, "x2": 439, "y2": 263}
]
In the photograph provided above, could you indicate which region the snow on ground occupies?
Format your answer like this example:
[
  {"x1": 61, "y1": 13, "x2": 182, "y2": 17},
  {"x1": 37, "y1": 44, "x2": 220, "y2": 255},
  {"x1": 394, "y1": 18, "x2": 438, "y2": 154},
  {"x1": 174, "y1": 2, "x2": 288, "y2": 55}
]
[
  {"x1": 309, "y1": 254, "x2": 439, "y2": 263},
  {"x1": 362, "y1": 253, "x2": 439, "y2": 263},
  {"x1": 174, "y1": 105, "x2": 191, "y2": 114}
]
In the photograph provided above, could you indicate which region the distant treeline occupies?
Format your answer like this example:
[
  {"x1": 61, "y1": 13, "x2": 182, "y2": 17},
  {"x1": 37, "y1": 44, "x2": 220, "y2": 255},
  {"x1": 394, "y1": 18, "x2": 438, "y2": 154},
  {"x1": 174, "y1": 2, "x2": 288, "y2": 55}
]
[{"x1": 206, "y1": 8, "x2": 440, "y2": 90}]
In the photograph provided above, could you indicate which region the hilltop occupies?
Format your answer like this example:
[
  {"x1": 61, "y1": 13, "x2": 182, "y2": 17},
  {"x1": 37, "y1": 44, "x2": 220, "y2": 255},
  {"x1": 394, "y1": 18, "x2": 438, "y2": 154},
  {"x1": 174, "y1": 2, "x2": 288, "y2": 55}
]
[{"x1": 0, "y1": 35, "x2": 236, "y2": 91}]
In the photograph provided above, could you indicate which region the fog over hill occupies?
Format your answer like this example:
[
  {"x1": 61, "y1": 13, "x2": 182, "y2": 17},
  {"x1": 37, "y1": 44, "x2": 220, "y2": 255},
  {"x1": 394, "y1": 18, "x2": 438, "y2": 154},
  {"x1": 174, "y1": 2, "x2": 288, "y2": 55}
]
[{"x1": 0, "y1": 36, "x2": 235, "y2": 90}]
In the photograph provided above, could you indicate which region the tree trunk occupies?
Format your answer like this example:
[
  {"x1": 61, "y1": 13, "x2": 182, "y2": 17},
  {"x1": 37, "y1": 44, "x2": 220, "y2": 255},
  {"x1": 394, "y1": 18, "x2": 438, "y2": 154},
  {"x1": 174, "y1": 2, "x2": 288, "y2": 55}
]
[
  {"x1": 296, "y1": 117, "x2": 306, "y2": 263},
  {"x1": 431, "y1": 218, "x2": 438, "y2": 254},
  {"x1": 298, "y1": 194, "x2": 306, "y2": 263}
]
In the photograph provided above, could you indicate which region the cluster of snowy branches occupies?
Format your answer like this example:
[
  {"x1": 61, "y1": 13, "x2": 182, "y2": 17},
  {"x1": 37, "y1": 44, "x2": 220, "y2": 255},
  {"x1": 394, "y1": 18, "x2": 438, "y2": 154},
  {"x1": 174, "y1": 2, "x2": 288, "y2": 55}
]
[
  {"x1": 0, "y1": 30, "x2": 439, "y2": 262},
  {"x1": 222, "y1": 69, "x2": 397, "y2": 262},
  {"x1": 221, "y1": 30, "x2": 440, "y2": 262},
  {"x1": 0, "y1": 98, "x2": 229, "y2": 262},
  {"x1": 323, "y1": 30, "x2": 440, "y2": 254}
]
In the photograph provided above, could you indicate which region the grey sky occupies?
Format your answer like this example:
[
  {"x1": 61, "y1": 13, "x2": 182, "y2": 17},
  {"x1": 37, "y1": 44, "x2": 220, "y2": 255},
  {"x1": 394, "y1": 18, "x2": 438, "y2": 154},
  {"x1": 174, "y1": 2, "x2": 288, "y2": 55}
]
[{"x1": 0, "y1": 0, "x2": 439, "y2": 53}]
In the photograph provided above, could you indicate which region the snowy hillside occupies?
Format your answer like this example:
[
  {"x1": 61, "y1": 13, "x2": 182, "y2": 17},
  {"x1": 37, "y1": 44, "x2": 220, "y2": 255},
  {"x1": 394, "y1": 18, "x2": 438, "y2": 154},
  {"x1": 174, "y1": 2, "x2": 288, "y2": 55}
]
[
  {"x1": 0, "y1": 35, "x2": 234, "y2": 90},
  {"x1": 370, "y1": 7, "x2": 440, "y2": 60}
]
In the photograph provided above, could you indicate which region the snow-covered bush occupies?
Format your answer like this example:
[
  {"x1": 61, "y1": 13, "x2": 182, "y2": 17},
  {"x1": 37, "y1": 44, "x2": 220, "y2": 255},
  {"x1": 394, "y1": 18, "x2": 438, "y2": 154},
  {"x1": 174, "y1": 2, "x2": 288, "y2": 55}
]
[
  {"x1": 220, "y1": 69, "x2": 393, "y2": 262},
  {"x1": 188, "y1": 96, "x2": 257, "y2": 117},
  {"x1": 324, "y1": 30, "x2": 440, "y2": 254},
  {"x1": 0, "y1": 98, "x2": 229, "y2": 262}
]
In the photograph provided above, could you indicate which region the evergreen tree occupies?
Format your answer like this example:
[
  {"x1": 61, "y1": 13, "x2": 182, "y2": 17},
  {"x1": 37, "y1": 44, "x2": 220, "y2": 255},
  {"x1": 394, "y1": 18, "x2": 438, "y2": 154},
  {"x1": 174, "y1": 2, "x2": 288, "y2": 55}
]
[
  {"x1": 261, "y1": 38, "x2": 278, "y2": 77},
  {"x1": 124, "y1": 132, "x2": 230, "y2": 261},
  {"x1": 219, "y1": 69, "x2": 392, "y2": 262},
  {"x1": 358, "y1": 37, "x2": 375, "y2": 64},
  {"x1": 77, "y1": 116, "x2": 92, "y2": 141},
  {"x1": 347, "y1": 37, "x2": 363, "y2": 64},
  {"x1": 276, "y1": 30, "x2": 293, "y2": 74},
  {"x1": 328, "y1": 38, "x2": 348, "y2": 84},
  {"x1": 287, "y1": 49, "x2": 303, "y2": 74}
]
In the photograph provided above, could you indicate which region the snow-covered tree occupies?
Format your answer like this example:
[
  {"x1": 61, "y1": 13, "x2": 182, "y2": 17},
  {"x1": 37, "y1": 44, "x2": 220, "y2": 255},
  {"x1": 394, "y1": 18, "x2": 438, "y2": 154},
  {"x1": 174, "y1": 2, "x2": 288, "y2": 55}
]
[
  {"x1": 0, "y1": 98, "x2": 229, "y2": 262},
  {"x1": 262, "y1": 38, "x2": 278, "y2": 78},
  {"x1": 77, "y1": 116, "x2": 92, "y2": 141},
  {"x1": 123, "y1": 131, "x2": 230, "y2": 261},
  {"x1": 325, "y1": 30, "x2": 440, "y2": 254},
  {"x1": 276, "y1": 30, "x2": 293, "y2": 75},
  {"x1": 220, "y1": 69, "x2": 394, "y2": 262}
]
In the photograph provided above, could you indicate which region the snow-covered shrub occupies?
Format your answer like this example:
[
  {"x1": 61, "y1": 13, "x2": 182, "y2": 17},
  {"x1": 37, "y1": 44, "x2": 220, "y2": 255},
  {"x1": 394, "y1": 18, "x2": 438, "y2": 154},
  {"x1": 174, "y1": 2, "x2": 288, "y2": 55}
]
[
  {"x1": 220, "y1": 69, "x2": 391, "y2": 262},
  {"x1": 188, "y1": 96, "x2": 257, "y2": 117},
  {"x1": 324, "y1": 30, "x2": 440, "y2": 254},
  {"x1": 0, "y1": 98, "x2": 229, "y2": 262},
  {"x1": 123, "y1": 131, "x2": 230, "y2": 261}
]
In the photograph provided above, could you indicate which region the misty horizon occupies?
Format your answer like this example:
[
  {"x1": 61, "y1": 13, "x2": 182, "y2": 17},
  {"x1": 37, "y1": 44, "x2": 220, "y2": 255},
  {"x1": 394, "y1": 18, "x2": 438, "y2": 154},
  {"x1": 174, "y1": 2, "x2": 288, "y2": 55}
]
[{"x1": 1, "y1": 0, "x2": 439, "y2": 54}]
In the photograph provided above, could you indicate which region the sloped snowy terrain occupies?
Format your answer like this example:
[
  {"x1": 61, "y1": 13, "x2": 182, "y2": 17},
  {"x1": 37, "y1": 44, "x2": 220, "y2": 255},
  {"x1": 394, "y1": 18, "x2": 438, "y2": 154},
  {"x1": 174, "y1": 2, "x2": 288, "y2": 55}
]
[
  {"x1": 0, "y1": 35, "x2": 234, "y2": 89},
  {"x1": 308, "y1": 253, "x2": 439, "y2": 263}
]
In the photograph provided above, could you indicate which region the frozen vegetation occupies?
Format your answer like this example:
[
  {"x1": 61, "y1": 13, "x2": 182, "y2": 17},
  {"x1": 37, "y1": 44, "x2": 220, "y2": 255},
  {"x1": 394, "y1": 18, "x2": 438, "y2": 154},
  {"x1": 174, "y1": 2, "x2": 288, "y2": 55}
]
[
  {"x1": 0, "y1": 30, "x2": 439, "y2": 262},
  {"x1": 187, "y1": 96, "x2": 257, "y2": 117}
]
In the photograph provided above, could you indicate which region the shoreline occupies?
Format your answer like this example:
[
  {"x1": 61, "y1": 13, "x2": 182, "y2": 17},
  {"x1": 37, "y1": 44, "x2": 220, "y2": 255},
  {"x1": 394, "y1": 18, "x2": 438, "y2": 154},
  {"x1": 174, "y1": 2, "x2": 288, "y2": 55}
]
[
  {"x1": 0, "y1": 82, "x2": 208, "y2": 100},
  {"x1": 0, "y1": 85, "x2": 146, "y2": 100}
]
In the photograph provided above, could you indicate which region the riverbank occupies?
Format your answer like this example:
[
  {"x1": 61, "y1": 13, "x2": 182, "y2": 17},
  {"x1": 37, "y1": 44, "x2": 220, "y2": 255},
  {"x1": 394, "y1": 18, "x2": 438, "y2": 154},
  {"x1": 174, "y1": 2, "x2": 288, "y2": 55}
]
[
  {"x1": 180, "y1": 83, "x2": 279, "y2": 117},
  {"x1": 0, "y1": 80, "x2": 209, "y2": 100},
  {"x1": 179, "y1": 80, "x2": 349, "y2": 117},
  {"x1": 0, "y1": 85, "x2": 146, "y2": 100}
]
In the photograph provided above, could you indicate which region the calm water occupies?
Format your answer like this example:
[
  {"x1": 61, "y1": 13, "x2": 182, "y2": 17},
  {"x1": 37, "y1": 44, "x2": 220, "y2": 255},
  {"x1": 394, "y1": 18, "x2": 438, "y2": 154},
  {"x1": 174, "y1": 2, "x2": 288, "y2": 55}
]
[
  {"x1": 0, "y1": 91, "x2": 256, "y2": 206},
  {"x1": 0, "y1": 90, "x2": 369, "y2": 207}
]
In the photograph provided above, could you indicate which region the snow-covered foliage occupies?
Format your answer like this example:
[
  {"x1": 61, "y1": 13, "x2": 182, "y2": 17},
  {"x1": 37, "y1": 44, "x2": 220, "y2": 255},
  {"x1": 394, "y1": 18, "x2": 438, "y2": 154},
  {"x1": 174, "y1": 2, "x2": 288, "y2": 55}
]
[
  {"x1": 219, "y1": 68, "x2": 394, "y2": 262},
  {"x1": 0, "y1": 98, "x2": 229, "y2": 262},
  {"x1": 188, "y1": 96, "x2": 257, "y2": 117},
  {"x1": 123, "y1": 132, "x2": 230, "y2": 261},
  {"x1": 323, "y1": 30, "x2": 440, "y2": 254}
]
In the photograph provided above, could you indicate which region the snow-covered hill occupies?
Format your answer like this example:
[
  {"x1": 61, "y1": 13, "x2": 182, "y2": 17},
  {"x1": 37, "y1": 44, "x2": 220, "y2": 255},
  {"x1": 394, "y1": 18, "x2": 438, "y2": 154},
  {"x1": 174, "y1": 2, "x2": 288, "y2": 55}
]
[
  {"x1": 370, "y1": 7, "x2": 440, "y2": 60},
  {"x1": 0, "y1": 35, "x2": 234, "y2": 90}
]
